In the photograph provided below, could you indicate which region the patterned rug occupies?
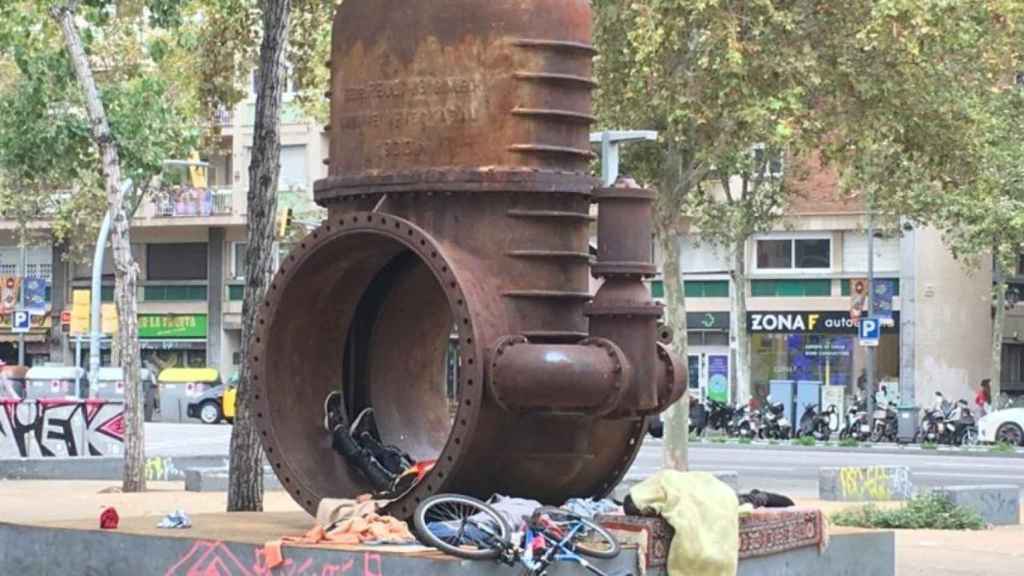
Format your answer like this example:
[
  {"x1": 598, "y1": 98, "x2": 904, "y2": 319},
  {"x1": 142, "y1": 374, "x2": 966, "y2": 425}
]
[
  {"x1": 596, "y1": 507, "x2": 828, "y2": 572},
  {"x1": 738, "y1": 507, "x2": 829, "y2": 559}
]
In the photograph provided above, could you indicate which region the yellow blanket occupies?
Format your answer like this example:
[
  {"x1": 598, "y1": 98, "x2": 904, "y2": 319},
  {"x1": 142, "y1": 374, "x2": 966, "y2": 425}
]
[{"x1": 630, "y1": 470, "x2": 738, "y2": 576}]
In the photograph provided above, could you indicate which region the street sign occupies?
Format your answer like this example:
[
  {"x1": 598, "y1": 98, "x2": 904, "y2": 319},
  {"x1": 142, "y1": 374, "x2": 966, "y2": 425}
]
[
  {"x1": 12, "y1": 309, "x2": 30, "y2": 333},
  {"x1": 859, "y1": 316, "x2": 880, "y2": 347}
]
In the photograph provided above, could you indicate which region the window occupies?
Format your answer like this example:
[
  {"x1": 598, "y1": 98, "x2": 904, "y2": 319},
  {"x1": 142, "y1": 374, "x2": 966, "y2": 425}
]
[
  {"x1": 228, "y1": 284, "x2": 245, "y2": 301},
  {"x1": 685, "y1": 281, "x2": 730, "y2": 298},
  {"x1": 147, "y1": 243, "x2": 208, "y2": 280},
  {"x1": 752, "y1": 144, "x2": 784, "y2": 177},
  {"x1": 143, "y1": 284, "x2": 208, "y2": 301},
  {"x1": 841, "y1": 279, "x2": 900, "y2": 297},
  {"x1": 756, "y1": 240, "x2": 792, "y2": 269},
  {"x1": 755, "y1": 237, "x2": 831, "y2": 271},
  {"x1": 751, "y1": 279, "x2": 832, "y2": 297},
  {"x1": 232, "y1": 242, "x2": 247, "y2": 280},
  {"x1": 279, "y1": 145, "x2": 307, "y2": 190},
  {"x1": 795, "y1": 239, "x2": 830, "y2": 269}
]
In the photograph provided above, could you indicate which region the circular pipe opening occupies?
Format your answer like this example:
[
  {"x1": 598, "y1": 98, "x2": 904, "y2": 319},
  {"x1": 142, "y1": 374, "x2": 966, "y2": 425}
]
[{"x1": 250, "y1": 216, "x2": 481, "y2": 516}]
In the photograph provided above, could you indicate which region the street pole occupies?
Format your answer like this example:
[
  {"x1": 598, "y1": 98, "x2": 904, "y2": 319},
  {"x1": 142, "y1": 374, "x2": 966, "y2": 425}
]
[
  {"x1": 16, "y1": 239, "x2": 26, "y2": 365},
  {"x1": 591, "y1": 131, "x2": 659, "y2": 186},
  {"x1": 87, "y1": 211, "x2": 113, "y2": 397},
  {"x1": 866, "y1": 193, "x2": 877, "y2": 423}
]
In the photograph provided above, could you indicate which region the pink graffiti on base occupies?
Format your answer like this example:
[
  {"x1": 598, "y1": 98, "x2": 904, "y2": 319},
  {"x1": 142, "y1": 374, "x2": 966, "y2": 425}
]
[{"x1": 165, "y1": 540, "x2": 382, "y2": 576}]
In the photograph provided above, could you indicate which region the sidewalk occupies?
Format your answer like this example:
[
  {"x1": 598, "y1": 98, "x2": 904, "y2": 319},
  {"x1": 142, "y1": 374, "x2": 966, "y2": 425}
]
[
  {"x1": 0, "y1": 480, "x2": 304, "y2": 524},
  {"x1": 795, "y1": 498, "x2": 1024, "y2": 575},
  {"x1": 1, "y1": 481, "x2": 1020, "y2": 574}
]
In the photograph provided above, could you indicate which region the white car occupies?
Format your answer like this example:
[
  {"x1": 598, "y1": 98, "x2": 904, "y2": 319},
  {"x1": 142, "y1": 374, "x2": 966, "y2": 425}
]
[{"x1": 977, "y1": 408, "x2": 1024, "y2": 446}]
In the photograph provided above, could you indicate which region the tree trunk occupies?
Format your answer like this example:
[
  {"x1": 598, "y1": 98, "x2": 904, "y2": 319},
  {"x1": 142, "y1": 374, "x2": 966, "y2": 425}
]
[
  {"x1": 51, "y1": 2, "x2": 145, "y2": 492},
  {"x1": 228, "y1": 0, "x2": 292, "y2": 512},
  {"x1": 992, "y1": 278, "x2": 1007, "y2": 404},
  {"x1": 660, "y1": 232, "x2": 689, "y2": 470},
  {"x1": 731, "y1": 241, "x2": 750, "y2": 405}
]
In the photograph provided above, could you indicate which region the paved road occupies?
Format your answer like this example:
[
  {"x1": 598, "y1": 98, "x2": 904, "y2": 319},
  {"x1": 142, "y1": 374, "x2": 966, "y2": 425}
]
[
  {"x1": 146, "y1": 423, "x2": 1024, "y2": 498},
  {"x1": 631, "y1": 439, "x2": 1024, "y2": 498}
]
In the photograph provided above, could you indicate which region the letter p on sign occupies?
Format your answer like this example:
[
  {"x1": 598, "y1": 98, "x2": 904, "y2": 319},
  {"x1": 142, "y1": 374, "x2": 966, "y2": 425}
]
[
  {"x1": 12, "y1": 310, "x2": 30, "y2": 333},
  {"x1": 859, "y1": 317, "x2": 880, "y2": 347}
]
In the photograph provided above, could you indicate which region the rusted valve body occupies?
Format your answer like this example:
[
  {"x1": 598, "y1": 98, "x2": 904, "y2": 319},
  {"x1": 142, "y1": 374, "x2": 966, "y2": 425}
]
[{"x1": 250, "y1": 0, "x2": 685, "y2": 520}]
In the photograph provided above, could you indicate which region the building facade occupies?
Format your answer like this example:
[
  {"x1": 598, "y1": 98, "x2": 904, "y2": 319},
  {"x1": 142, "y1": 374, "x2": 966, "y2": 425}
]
[
  {"x1": 657, "y1": 165, "x2": 996, "y2": 409},
  {"x1": 0, "y1": 84, "x2": 327, "y2": 379}
]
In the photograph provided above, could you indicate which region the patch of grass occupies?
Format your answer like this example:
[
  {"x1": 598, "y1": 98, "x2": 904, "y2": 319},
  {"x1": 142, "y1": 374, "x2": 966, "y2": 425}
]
[
  {"x1": 769, "y1": 440, "x2": 780, "y2": 445},
  {"x1": 921, "y1": 441, "x2": 939, "y2": 450},
  {"x1": 738, "y1": 437, "x2": 753, "y2": 445},
  {"x1": 711, "y1": 437, "x2": 728, "y2": 444},
  {"x1": 831, "y1": 494, "x2": 985, "y2": 531},
  {"x1": 838, "y1": 438, "x2": 859, "y2": 448},
  {"x1": 989, "y1": 442, "x2": 1016, "y2": 454},
  {"x1": 794, "y1": 436, "x2": 816, "y2": 447}
]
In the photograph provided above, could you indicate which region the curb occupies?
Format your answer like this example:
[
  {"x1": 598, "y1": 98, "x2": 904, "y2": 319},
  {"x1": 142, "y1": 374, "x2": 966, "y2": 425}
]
[
  {"x1": 685, "y1": 439, "x2": 1024, "y2": 459},
  {"x1": 0, "y1": 454, "x2": 231, "y2": 482}
]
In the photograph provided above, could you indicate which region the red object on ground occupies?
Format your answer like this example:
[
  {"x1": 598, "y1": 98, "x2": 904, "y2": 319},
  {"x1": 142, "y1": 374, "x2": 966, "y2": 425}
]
[{"x1": 100, "y1": 507, "x2": 119, "y2": 530}]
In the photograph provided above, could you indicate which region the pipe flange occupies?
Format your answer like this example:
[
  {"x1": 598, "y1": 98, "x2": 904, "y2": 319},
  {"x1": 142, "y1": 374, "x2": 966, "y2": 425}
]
[{"x1": 250, "y1": 211, "x2": 486, "y2": 520}]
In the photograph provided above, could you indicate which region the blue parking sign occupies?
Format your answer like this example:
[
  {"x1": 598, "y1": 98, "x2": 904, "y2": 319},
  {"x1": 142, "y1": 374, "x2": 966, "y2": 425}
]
[
  {"x1": 859, "y1": 317, "x2": 880, "y2": 347},
  {"x1": 12, "y1": 309, "x2": 30, "y2": 333}
]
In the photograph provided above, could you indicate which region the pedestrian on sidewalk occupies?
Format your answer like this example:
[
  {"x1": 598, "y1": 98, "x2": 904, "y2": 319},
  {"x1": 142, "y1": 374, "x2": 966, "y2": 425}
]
[{"x1": 975, "y1": 379, "x2": 991, "y2": 416}]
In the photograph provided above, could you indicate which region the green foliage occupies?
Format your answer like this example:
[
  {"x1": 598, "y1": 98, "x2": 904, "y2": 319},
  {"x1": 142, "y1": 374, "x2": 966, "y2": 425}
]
[
  {"x1": 794, "y1": 436, "x2": 816, "y2": 447},
  {"x1": 711, "y1": 437, "x2": 727, "y2": 444},
  {"x1": 989, "y1": 442, "x2": 1016, "y2": 454},
  {"x1": 838, "y1": 438, "x2": 859, "y2": 448},
  {"x1": 832, "y1": 494, "x2": 985, "y2": 531},
  {"x1": 921, "y1": 442, "x2": 939, "y2": 451},
  {"x1": 737, "y1": 437, "x2": 752, "y2": 445},
  {"x1": 0, "y1": 0, "x2": 201, "y2": 259},
  {"x1": 593, "y1": 0, "x2": 820, "y2": 244}
]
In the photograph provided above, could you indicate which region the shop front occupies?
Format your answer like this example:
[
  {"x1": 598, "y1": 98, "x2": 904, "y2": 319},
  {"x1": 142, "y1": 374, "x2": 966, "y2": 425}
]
[
  {"x1": 0, "y1": 311, "x2": 53, "y2": 366},
  {"x1": 138, "y1": 314, "x2": 208, "y2": 374},
  {"x1": 686, "y1": 312, "x2": 731, "y2": 403},
  {"x1": 747, "y1": 311, "x2": 900, "y2": 411}
]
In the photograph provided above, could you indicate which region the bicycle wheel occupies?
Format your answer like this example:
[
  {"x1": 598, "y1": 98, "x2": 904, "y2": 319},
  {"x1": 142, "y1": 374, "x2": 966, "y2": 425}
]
[
  {"x1": 413, "y1": 494, "x2": 510, "y2": 560},
  {"x1": 532, "y1": 507, "x2": 620, "y2": 559}
]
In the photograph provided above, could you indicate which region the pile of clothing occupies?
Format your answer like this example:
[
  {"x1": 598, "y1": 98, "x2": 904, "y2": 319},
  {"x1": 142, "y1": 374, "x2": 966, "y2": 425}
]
[{"x1": 263, "y1": 496, "x2": 415, "y2": 570}]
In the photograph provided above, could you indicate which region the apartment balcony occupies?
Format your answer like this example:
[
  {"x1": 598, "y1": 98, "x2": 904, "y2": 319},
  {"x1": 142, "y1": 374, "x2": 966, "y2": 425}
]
[
  {"x1": 136, "y1": 186, "x2": 245, "y2": 227},
  {"x1": 152, "y1": 186, "x2": 233, "y2": 218}
]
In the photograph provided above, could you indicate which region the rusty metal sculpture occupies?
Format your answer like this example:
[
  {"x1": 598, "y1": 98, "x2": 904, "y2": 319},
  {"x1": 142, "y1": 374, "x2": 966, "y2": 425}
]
[{"x1": 250, "y1": 0, "x2": 685, "y2": 519}]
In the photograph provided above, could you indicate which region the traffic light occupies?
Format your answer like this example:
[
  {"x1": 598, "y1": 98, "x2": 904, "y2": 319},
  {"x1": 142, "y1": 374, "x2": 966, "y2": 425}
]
[{"x1": 276, "y1": 207, "x2": 293, "y2": 239}]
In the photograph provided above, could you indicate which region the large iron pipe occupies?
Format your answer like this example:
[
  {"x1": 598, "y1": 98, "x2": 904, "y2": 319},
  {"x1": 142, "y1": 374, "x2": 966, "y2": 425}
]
[
  {"x1": 254, "y1": 0, "x2": 674, "y2": 519},
  {"x1": 489, "y1": 336, "x2": 630, "y2": 416}
]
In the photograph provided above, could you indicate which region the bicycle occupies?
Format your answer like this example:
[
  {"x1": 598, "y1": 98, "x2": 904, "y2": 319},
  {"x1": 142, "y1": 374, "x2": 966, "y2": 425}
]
[{"x1": 413, "y1": 493, "x2": 631, "y2": 576}]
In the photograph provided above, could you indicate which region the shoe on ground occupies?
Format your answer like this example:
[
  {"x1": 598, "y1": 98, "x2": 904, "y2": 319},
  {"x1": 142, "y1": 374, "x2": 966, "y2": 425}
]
[
  {"x1": 324, "y1": 391, "x2": 345, "y2": 432},
  {"x1": 350, "y1": 407, "x2": 380, "y2": 440}
]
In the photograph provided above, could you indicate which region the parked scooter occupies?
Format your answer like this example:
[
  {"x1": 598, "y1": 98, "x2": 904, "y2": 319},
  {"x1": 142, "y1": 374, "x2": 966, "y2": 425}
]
[
  {"x1": 839, "y1": 397, "x2": 871, "y2": 442},
  {"x1": 729, "y1": 404, "x2": 762, "y2": 438},
  {"x1": 797, "y1": 404, "x2": 835, "y2": 441},
  {"x1": 869, "y1": 402, "x2": 898, "y2": 443},
  {"x1": 944, "y1": 399, "x2": 979, "y2": 446},
  {"x1": 706, "y1": 399, "x2": 736, "y2": 433},
  {"x1": 689, "y1": 396, "x2": 709, "y2": 437},
  {"x1": 760, "y1": 399, "x2": 791, "y2": 440}
]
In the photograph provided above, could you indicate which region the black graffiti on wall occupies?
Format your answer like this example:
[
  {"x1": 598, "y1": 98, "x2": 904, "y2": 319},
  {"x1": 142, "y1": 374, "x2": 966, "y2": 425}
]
[{"x1": 0, "y1": 400, "x2": 124, "y2": 458}]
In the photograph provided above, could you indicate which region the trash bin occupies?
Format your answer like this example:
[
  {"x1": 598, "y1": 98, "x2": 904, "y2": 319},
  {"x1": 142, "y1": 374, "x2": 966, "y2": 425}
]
[
  {"x1": 24, "y1": 366, "x2": 84, "y2": 399},
  {"x1": 0, "y1": 365, "x2": 28, "y2": 400},
  {"x1": 157, "y1": 368, "x2": 220, "y2": 423},
  {"x1": 95, "y1": 367, "x2": 157, "y2": 421},
  {"x1": 897, "y1": 405, "x2": 920, "y2": 443}
]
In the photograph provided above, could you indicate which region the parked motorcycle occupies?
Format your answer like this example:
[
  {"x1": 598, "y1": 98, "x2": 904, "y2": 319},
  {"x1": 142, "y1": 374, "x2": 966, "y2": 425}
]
[
  {"x1": 706, "y1": 399, "x2": 736, "y2": 433},
  {"x1": 689, "y1": 396, "x2": 709, "y2": 437},
  {"x1": 729, "y1": 404, "x2": 762, "y2": 438},
  {"x1": 761, "y1": 399, "x2": 792, "y2": 440},
  {"x1": 869, "y1": 402, "x2": 898, "y2": 443},
  {"x1": 797, "y1": 404, "x2": 835, "y2": 441},
  {"x1": 839, "y1": 398, "x2": 871, "y2": 442}
]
